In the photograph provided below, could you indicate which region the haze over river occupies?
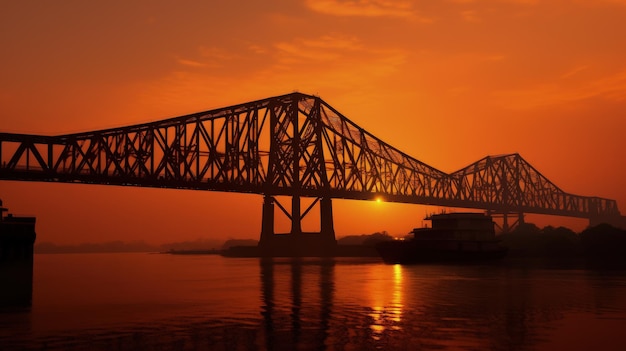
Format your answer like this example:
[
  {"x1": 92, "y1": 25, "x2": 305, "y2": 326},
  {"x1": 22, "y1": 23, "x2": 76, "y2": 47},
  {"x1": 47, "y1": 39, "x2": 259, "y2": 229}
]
[{"x1": 2, "y1": 253, "x2": 626, "y2": 350}]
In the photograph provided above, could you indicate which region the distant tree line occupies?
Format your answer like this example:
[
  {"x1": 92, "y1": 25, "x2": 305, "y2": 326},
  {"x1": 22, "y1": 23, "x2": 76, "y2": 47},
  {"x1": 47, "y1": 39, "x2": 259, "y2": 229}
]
[
  {"x1": 336, "y1": 231, "x2": 394, "y2": 246},
  {"x1": 35, "y1": 240, "x2": 158, "y2": 254},
  {"x1": 35, "y1": 233, "x2": 396, "y2": 253},
  {"x1": 501, "y1": 223, "x2": 626, "y2": 259},
  {"x1": 35, "y1": 238, "x2": 229, "y2": 254},
  {"x1": 35, "y1": 225, "x2": 625, "y2": 257}
]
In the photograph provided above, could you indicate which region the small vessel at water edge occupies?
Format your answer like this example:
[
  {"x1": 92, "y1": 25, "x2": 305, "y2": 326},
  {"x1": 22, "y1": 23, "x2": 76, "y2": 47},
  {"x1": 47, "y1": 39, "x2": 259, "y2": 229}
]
[{"x1": 376, "y1": 212, "x2": 507, "y2": 264}]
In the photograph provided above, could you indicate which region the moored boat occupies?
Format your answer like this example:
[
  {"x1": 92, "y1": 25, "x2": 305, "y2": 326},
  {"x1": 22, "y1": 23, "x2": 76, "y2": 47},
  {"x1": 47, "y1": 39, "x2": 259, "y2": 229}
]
[{"x1": 376, "y1": 212, "x2": 507, "y2": 264}]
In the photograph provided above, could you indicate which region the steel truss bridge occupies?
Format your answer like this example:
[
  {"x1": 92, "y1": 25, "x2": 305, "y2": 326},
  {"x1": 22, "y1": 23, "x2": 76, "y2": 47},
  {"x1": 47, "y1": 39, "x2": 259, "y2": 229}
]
[{"x1": 0, "y1": 93, "x2": 623, "y2": 249}]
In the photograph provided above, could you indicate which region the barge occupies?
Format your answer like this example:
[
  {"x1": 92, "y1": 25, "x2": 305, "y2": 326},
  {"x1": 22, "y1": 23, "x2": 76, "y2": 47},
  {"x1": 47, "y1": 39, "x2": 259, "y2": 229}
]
[{"x1": 376, "y1": 213, "x2": 507, "y2": 264}]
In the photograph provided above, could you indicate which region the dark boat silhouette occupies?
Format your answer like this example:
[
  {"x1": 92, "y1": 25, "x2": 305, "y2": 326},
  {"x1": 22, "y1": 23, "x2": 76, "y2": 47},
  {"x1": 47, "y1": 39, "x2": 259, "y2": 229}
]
[{"x1": 376, "y1": 213, "x2": 507, "y2": 264}]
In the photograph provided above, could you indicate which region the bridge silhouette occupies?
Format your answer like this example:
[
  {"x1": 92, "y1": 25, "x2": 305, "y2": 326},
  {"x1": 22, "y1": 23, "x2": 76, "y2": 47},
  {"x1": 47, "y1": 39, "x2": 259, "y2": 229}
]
[{"x1": 1, "y1": 92, "x2": 623, "y2": 254}]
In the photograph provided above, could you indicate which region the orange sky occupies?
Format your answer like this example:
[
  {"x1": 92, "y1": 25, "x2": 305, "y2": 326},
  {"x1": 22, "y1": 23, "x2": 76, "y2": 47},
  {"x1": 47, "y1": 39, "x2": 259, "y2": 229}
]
[{"x1": 1, "y1": 0, "x2": 625, "y2": 244}]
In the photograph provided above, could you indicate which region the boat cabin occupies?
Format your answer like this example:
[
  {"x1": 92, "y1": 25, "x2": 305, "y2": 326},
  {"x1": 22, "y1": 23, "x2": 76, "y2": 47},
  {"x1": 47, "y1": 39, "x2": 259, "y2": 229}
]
[{"x1": 412, "y1": 213, "x2": 496, "y2": 241}]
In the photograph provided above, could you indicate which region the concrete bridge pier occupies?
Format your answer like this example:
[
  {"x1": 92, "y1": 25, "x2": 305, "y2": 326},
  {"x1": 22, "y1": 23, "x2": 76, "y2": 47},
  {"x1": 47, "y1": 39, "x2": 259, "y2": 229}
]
[
  {"x1": 320, "y1": 197, "x2": 335, "y2": 241},
  {"x1": 259, "y1": 195, "x2": 337, "y2": 256},
  {"x1": 260, "y1": 195, "x2": 275, "y2": 244}
]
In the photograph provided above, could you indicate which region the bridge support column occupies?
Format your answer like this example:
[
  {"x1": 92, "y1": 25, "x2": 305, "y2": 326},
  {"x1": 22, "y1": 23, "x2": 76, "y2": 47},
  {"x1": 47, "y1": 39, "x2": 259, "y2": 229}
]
[
  {"x1": 291, "y1": 196, "x2": 302, "y2": 236},
  {"x1": 257, "y1": 195, "x2": 337, "y2": 256},
  {"x1": 320, "y1": 197, "x2": 335, "y2": 241},
  {"x1": 490, "y1": 211, "x2": 524, "y2": 233},
  {"x1": 260, "y1": 195, "x2": 275, "y2": 246},
  {"x1": 502, "y1": 213, "x2": 510, "y2": 233}
]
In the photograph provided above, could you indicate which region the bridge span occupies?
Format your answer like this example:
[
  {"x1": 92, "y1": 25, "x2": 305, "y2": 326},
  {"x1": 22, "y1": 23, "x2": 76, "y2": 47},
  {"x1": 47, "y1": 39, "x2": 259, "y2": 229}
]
[{"x1": 0, "y1": 93, "x2": 623, "y2": 253}]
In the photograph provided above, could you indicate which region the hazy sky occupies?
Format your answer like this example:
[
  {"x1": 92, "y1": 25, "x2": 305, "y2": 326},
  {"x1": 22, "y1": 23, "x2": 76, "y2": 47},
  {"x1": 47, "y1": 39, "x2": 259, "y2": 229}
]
[{"x1": 1, "y1": 0, "x2": 625, "y2": 244}]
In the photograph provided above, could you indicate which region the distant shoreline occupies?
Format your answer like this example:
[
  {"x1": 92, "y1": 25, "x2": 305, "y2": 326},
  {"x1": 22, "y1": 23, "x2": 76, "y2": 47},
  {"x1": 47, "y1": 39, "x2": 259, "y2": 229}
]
[{"x1": 163, "y1": 249, "x2": 224, "y2": 255}]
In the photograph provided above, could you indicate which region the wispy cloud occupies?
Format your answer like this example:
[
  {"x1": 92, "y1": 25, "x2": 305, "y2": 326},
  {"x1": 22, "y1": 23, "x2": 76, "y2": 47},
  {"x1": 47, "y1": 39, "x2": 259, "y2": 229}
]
[
  {"x1": 561, "y1": 65, "x2": 589, "y2": 79},
  {"x1": 132, "y1": 33, "x2": 408, "y2": 115},
  {"x1": 274, "y1": 42, "x2": 342, "y2": 63},
  {"x1": 198, "y1": 47, "x2": 238, "y2": 61},
  {"x1": 174, "y1": 47, "x2": 240, "y2": 69},
  {"x1": 301, "y1": 35, "x2": 364, "y2": 50},
  {"x1": 305, "y1": 0, "x2": 415, "y2": 18},
  {"x1": 448, "y1": 0, "x2": 538, "y2": 4},
  {"x1": 597, "y1": 0, "x2": 626, "y2": 6},
  {"x1": 503, "y1": 0, "x2": 539, "y2": 4},
  {"x1": 273, "y1": 35, "x2": 363, "y2": 64},
  {"x1": 494, "y1": 68, "x2": 626, "y2": 109},
  {"x1": 176, "y1": 58, "x2": 206, "y2": 68},
  {"x1": 247, "y1": 44, "x2": 268, "y2": 55},
  {"x1": 461, "y1": 10, "x2": 481, "y2": 22}
]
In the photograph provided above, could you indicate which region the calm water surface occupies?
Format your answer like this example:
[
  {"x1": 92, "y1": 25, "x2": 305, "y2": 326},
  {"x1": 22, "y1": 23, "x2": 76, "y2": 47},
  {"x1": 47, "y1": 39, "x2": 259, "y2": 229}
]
[{"x1": 1, "y1": 253, "x2": 626, "y2": 350}]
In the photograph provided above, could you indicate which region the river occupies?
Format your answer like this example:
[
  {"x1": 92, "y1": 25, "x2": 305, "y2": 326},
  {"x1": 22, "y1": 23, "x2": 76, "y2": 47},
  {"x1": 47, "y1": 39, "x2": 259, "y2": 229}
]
[{"x1": 1, "y1": 253, "x2": 626, "y2": 350}]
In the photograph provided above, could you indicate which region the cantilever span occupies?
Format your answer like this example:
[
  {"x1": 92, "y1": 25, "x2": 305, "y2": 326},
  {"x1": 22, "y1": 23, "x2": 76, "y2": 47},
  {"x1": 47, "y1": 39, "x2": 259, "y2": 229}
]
[{"x1": 0, "y1": 93, "x2": 622, "y2": 234}]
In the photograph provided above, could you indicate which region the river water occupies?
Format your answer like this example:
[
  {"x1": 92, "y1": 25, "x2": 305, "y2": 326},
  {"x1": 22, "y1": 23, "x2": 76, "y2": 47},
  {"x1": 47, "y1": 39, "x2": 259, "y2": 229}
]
[{"x1": 1, "y1": 253, "x2": 626, "y2": 350}]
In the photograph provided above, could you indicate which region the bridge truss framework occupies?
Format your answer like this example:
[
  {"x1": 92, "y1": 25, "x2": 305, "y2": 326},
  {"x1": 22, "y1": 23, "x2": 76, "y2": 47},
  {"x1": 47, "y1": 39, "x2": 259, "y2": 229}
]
[{"x1": 0, "y1": 93, "x2": 622, "y2": 250}]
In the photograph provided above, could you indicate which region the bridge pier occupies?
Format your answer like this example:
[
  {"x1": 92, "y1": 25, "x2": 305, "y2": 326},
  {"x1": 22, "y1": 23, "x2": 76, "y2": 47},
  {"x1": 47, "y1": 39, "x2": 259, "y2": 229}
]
[
  {"x1": 260, "y1": 195, "x2": 275, "y2": 244},
  {"x1": 489, "y1": 211, "x2": 524, "y2": 233},
  {"x1": 258, "y1": 195, "x2": 337, "y2": 256},
  {"x1": 291, "y1": 196, "x2": 302, "y2": 236},
  {"x1": 320, "y1": 197, "x2": 335, "y2": 237}
]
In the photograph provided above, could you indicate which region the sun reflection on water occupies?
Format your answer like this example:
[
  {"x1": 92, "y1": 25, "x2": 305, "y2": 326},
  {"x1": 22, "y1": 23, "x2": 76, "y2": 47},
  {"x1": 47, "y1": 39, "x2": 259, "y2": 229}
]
[
  {"x1": 367, "y1": 263, "x2": 405, "y2": 340},
  {"x1": 391, "y1": 264, "x2": 403, "y2": 323}
]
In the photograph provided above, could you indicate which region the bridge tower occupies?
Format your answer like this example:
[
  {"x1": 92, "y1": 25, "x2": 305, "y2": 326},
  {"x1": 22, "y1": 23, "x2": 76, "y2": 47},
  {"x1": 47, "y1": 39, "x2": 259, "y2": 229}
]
[{"x1": 258, "y1": 94, "x2": 337, "y2": 256}]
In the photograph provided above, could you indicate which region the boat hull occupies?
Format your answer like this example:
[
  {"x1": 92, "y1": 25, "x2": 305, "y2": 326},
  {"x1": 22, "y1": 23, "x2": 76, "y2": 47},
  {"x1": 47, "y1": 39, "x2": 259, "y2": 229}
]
[{"x1": 376, "y1": 240, "x2": 507, "y2": 264}]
